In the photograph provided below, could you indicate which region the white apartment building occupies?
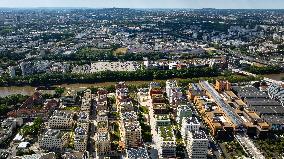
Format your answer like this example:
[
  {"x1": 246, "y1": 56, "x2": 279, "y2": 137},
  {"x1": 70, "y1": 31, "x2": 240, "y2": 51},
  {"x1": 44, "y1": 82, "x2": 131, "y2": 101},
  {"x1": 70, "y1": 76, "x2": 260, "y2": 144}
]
[
  {"x1": 39, "y1": 129, "x2": 69, "y2": 150},
  {"x1": 119, "y1": 100, "x2": 134, "y2": 113},
  {"x1": 77, "y1": 112, "x2": 90, "y2": 132},
  {"x1": 74, "y1": 127, "x2": 88, "y2": 152},
  {"x1": 157, "y1": 126, "x2": 176, "y2": 158},
  {"x1": 176, "y1": 104, "x2": 192, "y2": 124},
  {"x1": 166, "y1": 80, "x2": 182, "y2": 105},
  {"x1": 81, "y1": 89, "x2": 92, "y2": 112},
  {"x1": 122, "y1": 111, "x2": 138, "y2": 123},
  {"x1": 48, "y1": 110, "x2": 74, "y2": 129},
  {"x1": 0, "y1": 118, "x2": 17, "y2": 144},
  {"x1": 81, "y1": 98, "x2": 91, "y2": 112},
  {"x1": 124, "y1": 121, "x2": 142, "y2": 148},
  {"x1": 187, "y1": 131, "x2": 209, "y2": 159},
  {"x1": 91, "y1": 61, "x2": 141, "y2": 72},
  {"x1": 181, "y1": 117, "x2": 201, "y2": 139}
]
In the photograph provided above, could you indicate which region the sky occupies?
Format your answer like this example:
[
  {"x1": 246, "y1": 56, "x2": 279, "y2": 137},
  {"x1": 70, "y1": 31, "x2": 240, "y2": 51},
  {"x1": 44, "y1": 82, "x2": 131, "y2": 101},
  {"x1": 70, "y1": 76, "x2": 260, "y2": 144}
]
[{"x1": 0, "y1": 0, "x2": 284, "y2": 9}]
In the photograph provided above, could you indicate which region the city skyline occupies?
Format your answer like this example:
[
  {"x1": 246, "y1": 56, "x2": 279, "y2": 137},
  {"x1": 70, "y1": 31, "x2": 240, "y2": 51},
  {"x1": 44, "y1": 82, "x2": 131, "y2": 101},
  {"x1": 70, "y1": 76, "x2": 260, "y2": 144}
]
[{"x1": 0, "y1": 0, "x2": 284, "y2": 9}]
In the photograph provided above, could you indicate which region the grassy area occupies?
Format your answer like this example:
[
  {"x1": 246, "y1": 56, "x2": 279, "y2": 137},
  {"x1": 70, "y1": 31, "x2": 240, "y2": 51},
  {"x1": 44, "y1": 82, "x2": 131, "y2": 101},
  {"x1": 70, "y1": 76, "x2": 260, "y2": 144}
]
[
  {"x1": 159, "y1": 126, "x2": 174, "y2": 141},
  {"x1": 97, "y1": 121, "x2": 108, "y2": 128},
  {"x1": 114, "y1": 47, "x2": 128, "y2": 55},
  {"x1": 254, "y1": 137, "x2": 284, "y2": 158},
  {"x1": 63, "y1": 106, "x2": 80, "y2": 111},
  {"x1": 139, "y1": 106, "x2": 149, "y2": 114},
  {"x1": 221, "y1": 140, "x2": 247, "y2": 159}
]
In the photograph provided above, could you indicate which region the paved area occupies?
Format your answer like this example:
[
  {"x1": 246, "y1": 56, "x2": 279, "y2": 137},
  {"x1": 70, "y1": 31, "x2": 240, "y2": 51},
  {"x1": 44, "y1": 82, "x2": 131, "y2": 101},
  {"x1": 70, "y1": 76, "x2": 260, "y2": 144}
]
[{"x1": 235, "y1": 134, "x2": 265, "y2": 159}]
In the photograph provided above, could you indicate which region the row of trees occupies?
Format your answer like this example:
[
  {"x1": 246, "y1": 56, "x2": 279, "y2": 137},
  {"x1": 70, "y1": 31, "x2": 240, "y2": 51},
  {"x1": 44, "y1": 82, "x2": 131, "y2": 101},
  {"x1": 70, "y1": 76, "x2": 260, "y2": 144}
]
[
  {"x1": 43, "y1": 49, "x2": 169, "y2": 62},
  {"x1": 245, "y1": 65, "x2": 283, "y2": 75},
  {"x1": 0, "y1": 67, "x2": 220, "y2": 86},
  {"x1": 178, "y1": 74, "x2": 263, "y2": 87}
]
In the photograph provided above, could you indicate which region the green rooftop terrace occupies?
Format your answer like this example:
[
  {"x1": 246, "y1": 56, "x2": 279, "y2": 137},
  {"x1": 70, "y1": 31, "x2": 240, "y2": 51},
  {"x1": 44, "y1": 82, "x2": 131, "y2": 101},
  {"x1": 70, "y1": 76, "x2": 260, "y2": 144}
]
[{"x1": 159, "y1": 126, "x2": 174, "y2": 141}]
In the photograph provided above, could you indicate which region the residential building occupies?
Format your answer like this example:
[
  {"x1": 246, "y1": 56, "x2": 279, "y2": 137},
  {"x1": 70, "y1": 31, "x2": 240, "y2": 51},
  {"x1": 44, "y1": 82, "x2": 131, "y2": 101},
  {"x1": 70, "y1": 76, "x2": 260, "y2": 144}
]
[
  {"x1": 186, "y1": 130, "x2": 209, "y2": 159},
  {"x1": 181, "y1": 117, "x2": 201, "y2": 139},
  {"x1": 48, "y1": 110, "x2": 74, "y2": 129},
  {"x1": 74, "y1": 127, "x2": 88, "y2": 152},
  {"x1": 126, "y1": 147, "x2": 149, "y2": 159},
  {"x1": 96, "y1": 132, "x2": 111, "y2": 156},
  {"x1": 77, "y1": 112, "x2": 90, "y2": 132},
  {"x1": 215, "y1": 80, "x2": 231, "y2": 92},
  {"x1": 12, "y1": 152, "x2": 56, "y2": 159},
  {"x1": 176, "y1": 104, "x2": 192, "y2": 124},
  {"x1": 157, "y1": 126, "x2": 176, "y2": 158},
  {"x1": 166, "y1": 80, "x2": 182, "y2": 105},
  {"x1": 124, "y1": 121, "x2": 142, "y2": 148},
  {"x1": 0, "y1": 118, "x2": 17, "y2": 144},
  {"x1": 155, "y1": 115, "x2": 171, "y2": 127},
  {"x1": 39, "y1": 129, "x2": 70, "y2": 150}
]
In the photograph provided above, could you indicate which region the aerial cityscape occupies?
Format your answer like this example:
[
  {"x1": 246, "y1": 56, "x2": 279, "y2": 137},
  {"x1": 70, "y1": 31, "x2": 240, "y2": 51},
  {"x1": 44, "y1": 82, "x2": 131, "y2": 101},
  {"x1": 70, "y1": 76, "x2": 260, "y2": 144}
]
[{"x1": 0, "y1": 0, "x2": 284, "y2": 159}]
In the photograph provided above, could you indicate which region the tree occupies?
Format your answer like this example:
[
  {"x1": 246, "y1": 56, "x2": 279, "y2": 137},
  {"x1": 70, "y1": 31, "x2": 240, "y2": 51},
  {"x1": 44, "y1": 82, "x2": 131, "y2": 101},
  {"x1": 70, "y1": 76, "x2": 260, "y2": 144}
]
[{"x1": 55, "y1": 87, "x2": 65, "y2": 96}]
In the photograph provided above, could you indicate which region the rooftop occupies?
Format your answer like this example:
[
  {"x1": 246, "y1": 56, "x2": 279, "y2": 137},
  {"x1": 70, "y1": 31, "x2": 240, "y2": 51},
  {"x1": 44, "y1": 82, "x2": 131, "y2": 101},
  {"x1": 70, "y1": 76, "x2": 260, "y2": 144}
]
[
  {"x1": 185, "y1": 117, "x2": 200, "y2": 125},
  {"x1": 159, "y1": 126, "x2": 174, "y2": 141},
  {"x1": 191, "y1": 130, "x2": 207, "y2": 140},
  {"x1": 127, "y1": 147, "x2": 149, "y2": 159},
  {"x1": 125, "y1": 121, "x2": 141, "y2": 131},
  {"x1": 97, "y1": 132, "x2": 109, "y2": 141}
]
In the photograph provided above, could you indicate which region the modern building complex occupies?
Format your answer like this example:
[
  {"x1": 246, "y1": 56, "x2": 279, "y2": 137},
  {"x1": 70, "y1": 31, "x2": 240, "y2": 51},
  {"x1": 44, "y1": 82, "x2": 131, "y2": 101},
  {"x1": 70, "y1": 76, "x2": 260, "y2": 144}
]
[
  {"x1": 2, "y1": 7, "x2": 284, "y2": 159},
  {"x1": 186, "y1": 131, "x2": 209, "y2": 159},
  {"x1": 48, "y1": 110, "x2": 74, "y2": 129},
  {"x1": 157, "y1": 126, "x2": 176, "y2": 158},
  {"x1": 38, "y1": 129, "x2": 70, "y2": 150},
  {"x1": 74, "y1": 127, "x2": 88, "y2": 151},
  {"x1": 181, "y1": 117, "x2": 201, "y2": 139},
  {"x1": 124, "y1": 121, "x2": 142, "y2": 148}
]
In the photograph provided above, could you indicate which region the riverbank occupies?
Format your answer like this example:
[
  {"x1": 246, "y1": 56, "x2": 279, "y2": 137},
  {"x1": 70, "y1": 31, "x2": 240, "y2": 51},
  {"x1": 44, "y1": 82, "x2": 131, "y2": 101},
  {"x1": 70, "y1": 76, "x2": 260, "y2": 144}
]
[
  {"x1": 0, "y1": 75, "x2": 261, "y2": 97},
  {"x1": 263, "y1": 73, "x2": 284, "y2": 81}
]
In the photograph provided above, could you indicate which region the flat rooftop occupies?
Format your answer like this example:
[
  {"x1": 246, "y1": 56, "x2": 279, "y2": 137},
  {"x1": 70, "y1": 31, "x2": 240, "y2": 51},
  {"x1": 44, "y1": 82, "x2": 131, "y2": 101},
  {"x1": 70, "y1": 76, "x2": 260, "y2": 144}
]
[{"x1": 159, "y1": 126, "x2": 174, "y2": 141}]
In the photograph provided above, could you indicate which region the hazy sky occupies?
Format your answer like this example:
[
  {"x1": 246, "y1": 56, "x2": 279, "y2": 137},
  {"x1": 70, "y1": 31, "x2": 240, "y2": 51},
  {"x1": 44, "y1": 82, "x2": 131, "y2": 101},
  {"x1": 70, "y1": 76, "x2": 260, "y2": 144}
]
[{"x1": 0, "y1": 0, "x2": 284, "y2": 9}]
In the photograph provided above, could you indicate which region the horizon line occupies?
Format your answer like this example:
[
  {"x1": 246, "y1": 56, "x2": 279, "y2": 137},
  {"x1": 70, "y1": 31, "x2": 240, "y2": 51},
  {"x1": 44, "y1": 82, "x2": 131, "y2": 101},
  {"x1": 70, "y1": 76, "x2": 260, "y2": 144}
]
[{"x1": 0, "y1": 7, "x2": 283, "y2": 10}]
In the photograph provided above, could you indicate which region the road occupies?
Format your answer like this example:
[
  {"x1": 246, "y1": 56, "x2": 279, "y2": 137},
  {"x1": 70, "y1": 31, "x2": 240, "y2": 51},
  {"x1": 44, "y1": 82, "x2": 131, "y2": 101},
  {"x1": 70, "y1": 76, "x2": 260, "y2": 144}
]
[
  {"x1": 235, "y1": 134, "x2": 265, "y2": 159},
  {"x1": 138, "y1": 96, "x2": 158, "y2": 159}
]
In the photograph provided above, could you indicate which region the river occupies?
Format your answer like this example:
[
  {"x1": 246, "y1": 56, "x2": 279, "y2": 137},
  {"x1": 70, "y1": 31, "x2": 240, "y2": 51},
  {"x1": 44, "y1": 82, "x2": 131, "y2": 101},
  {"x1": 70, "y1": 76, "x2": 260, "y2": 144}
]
[
  {"x1": 0, "y1": 74, "x2": 283, "y2": 97},
  {"x1": 263, "y1": 73, "x2": 284, "y2": 81},
  {"x1": 0, "y1": 81, "x2": 149, "y2": 97}
]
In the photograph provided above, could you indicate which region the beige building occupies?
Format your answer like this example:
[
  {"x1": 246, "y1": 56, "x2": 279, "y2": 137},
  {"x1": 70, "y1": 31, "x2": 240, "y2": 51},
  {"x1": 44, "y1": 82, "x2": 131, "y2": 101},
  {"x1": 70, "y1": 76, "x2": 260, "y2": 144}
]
[
  {"x1": 39, "y1": 129, "x2": 69, "y2": 150},
  {"x1": 48, "y1": 110, "x2": 74, "y2": 129},
  {"x1": 77, "y1": 111, "x2": 90, "y2": 132},
  {"x1": 124, "y1": 121, "x2": 142, "y2": 148},
  {"x1": 96, "y1": 132, "x2": 111, "y2": 156}
]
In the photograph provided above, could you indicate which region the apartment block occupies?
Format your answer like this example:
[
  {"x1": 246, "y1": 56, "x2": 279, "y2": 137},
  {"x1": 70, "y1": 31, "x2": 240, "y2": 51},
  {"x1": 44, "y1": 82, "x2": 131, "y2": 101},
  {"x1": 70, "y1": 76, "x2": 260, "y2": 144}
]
[
  {"x1": 186, "y1": 131, "x2": 208, "y2": 159},
  {"x1": 48, "y1": 110, "x2": 74, "y2": 129},
  {"x1": 39, "y1": 129, "x2": 69, "y2": 150},
  {"x1": 124, "y1": 121, "x2": 142, "y2": 148}
]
